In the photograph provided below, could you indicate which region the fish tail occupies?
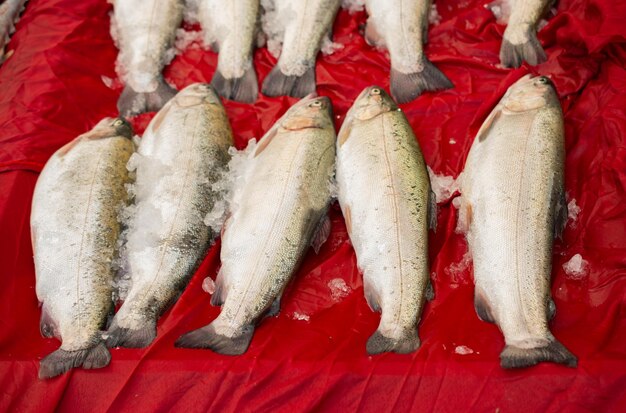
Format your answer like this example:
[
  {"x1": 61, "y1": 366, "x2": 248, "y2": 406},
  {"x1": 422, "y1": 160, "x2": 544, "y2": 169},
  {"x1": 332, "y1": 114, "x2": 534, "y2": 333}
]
[
  {"x1": 500, "y1": 31, "x2": 547, "y2": 68},
  {"x1": 366, "y1": 329, "x2": 421, "y2": 355},
  {"x1": 211, "y1": 66, "x2": 258, "y2": 103},
  {"x1": 390, "y1": 58, "x2": 453, "y2": 104},
  {"x1": 500, "y1": 340, "x2": 577, "y2": 369},
  {"x1": 39, "y1": 342, "x2": 111, "y2": 379},
  {"x1": 261, "y1": 65, "x2": 316, "y2": 98},
  {"x1": 103, "y1": 320, "x2": 156, "y2": 348},
  {"x1": 117, "y1": 79, "x2": 177, "y2": 117},
  {"x1": 175, "y1": 323, "x2": 254, "y2": 356}
]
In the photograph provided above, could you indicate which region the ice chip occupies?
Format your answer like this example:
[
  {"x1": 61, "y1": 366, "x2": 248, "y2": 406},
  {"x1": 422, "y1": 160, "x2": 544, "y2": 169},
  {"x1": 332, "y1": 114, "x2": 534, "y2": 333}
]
[
  {"x1": 454, "y1": 345, "x2": 474, "y2": 355},
  {"x1": 292, "y1": 312, "x2": 310, "y2": 322},
  {"x1": 429, "y1": 4, "x2": 442, "y2": 25},
  {"x1": 428, "y1": 166, "x2": 460, "y2": 204},
  {"x1": 562, "y1": 254, "x2": 589, "y2": 279},
  {"x1": 328, "y1": 278, "x2": 351, "y2": 301}
]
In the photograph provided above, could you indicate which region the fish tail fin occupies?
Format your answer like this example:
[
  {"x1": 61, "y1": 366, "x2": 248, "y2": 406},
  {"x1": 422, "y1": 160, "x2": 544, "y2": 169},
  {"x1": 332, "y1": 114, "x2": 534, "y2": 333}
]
[
  {"x1": 104, "y1": 320, "x2": 156, "y2": 348},
  {"x1": 175, "y1": 323, "x2": 254, "y2": 355},
  {"x1": 390, "y1": 58, "x2": 453, "y2": 104},
  {"x1": 117, "y1": 80, "x2": 177, "y2": 117},
  {"x1": 39, "y1": 342, "x2": 111, "y2": 379},
  {"x1": 366, "y1": 329, "x2": 421, "y2": 355},
  {"x1": 261, "y1": 65, "x2": 316, "y2": 98},
  {"x1": 500, "y1": 31, "x2": 547, "y2": 68},
  {"x1": 211, "y1": 66, "x2": 258, "y2": 103},
  {"x1": 500, "y1": 340, "x2": 577, "y2": 369}
]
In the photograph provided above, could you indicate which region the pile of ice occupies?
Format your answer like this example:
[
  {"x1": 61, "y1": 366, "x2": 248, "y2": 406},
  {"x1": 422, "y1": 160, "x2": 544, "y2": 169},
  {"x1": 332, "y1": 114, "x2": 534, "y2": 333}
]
[
  {"x1": 204, "y1": 139, "x2": 259, "y2": 235},
  {"x1": 260, "y1": 0, "x2": 286, "y2": 58},
  {"x1": 429, "y1": 3, "x2": 442, "y2": 26},
  {"x1": 562, "y1": 254, "x2": 589, "y2": 279},
  {"x1": 428, "y1": 166, "x2": 460, "y2": 204},
  {"x1": 328, "y1": 278, "x2": 351, "y2": 301}
]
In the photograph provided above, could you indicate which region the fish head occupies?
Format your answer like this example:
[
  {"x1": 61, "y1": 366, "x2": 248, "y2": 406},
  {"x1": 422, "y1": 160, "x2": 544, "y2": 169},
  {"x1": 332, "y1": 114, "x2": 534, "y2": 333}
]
[
  {"x1": 501, "y1": 75, "x2": 558, "y2": 113},
  {"x1": 56, "y1": 117, "x2": 133, "y2": 157},
  {"x1": 280, "y1": 94, "x2": 333, "y2": 131},
  {"x1": 348, "y1": 86, "x2": 398, "y2": 122},
  {"x1": 174, "y1": 83, "x2": 222, "y2": 107}
]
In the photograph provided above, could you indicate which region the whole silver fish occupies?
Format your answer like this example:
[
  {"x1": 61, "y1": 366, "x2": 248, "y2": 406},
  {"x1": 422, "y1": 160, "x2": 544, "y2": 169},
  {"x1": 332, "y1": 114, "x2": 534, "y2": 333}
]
[
  {"x1": 198, "y1": 0, "x2": 260, "y2": 103},
  {"x1": 105, "y1": 84, "x2": 233, "y2": 348},
  {"x1": 261, "y1": 0, "x2": 341, "y2": 98},
  {"x1": 364, "y1": 0, "x2": 452, "y2": 103},
  {"x1": 336, "y1": 86, "x2": 436, "y2": 354},
  {"x1": 0, "y1": 0, "x2": 27, "y2": 63},
  {"x1": 112, "y1": 0, "x2": 183, "y2": 116},
  {"x1": 32, "y1": 118, "x2": 134, "y2": 379},
  {"x1": 458, "y1": 74, "x2": 576, "y2": 368},
  {"x1": 176, "y1": 94, "x2": 336, "y2": 355},
  {"x1": 489, "y1": 0, "x2": 553, "y2": 67}
]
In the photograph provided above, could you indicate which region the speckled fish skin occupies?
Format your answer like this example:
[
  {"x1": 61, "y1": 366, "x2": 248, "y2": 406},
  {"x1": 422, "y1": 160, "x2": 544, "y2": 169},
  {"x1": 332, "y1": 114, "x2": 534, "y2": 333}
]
[
  {"x1": 31, "y1": 118, "x2": 134, "y2": 379},
  {"x1": 364, "y1": 0, "x2": 452, "y2": 103},
  {"x1": 198, "y1": 0, "x2": 260, "y2": 103},
  {"x1": 261, "y1": 0, "x2": 341, "y2": 97},
  {"x1": 336, "y1": 86, "x2": 435, "y2": 355},
  {"x1": 112, "y1": 0, "x2": 183, "y2": 116},
  {"x1": 176, "y1": 95, "x2": 336, "y2": 355},
  {"x1": 105, "y1": 84, "x2": 233, "y2": 348},
  {"x1": 458, "y1": 75, "x2": 576, "y2": 368},
  {"x1": 0, "y1": 0, "x2": 28, "y2": 63},
  {"x1": 497, "y1": 0, "x2": 553, "y2": 67}
]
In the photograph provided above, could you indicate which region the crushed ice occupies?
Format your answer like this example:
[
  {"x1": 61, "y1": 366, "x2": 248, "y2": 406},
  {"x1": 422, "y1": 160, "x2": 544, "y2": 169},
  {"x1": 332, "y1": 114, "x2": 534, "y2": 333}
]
[
  {"x1": 428, "y1": 166, "x2": 460, "y2": 204},
  {"x1": 328, "y1": 278, "x2": 351, "y2": 301},
  {"x1": 291, "y1": 312, "x2": 311, "y2": 322},
  {"x1": 444, "y1": 251, "x2": 472, "y2": 283},
  {"x1": 454, "y1": 345, "x2": 474, "y2": 355},
  {"x1": 562, "y1": 254, "x2": 589, "y2": 279},
  {"x1": 567, "y1": 198, "x2": 581, "y2": 227},
  {"x1": 341, "y1": 0, "x2": 365, "y2": 14}
]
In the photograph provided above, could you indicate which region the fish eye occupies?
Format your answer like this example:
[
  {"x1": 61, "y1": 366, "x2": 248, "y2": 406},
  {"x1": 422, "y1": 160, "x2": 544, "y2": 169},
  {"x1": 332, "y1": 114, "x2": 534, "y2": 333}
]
[
  {"x1": 113, "y1": 119, "x2": 124, "y2": 127},
  {"x1": 309, "y1": 100, "x2": 322, "y2": 107},
  {"x1": 371, "y1": 88, "x2": 381, "y2": 95},
  {"x1": 537, "y1": 76, "x2": 549, "y2": 84}
]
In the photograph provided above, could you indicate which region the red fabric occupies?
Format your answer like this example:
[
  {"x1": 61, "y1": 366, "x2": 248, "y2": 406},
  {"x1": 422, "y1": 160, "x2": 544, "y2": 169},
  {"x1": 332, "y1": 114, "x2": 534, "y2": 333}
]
[{"x1": 1, "y1": 0, "x2": 626, "y2": 411}]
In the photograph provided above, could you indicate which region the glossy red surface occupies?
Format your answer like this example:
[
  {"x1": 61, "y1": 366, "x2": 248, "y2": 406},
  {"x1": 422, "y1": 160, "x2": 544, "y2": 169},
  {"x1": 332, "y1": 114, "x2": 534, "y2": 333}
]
[{"x1": 1, "y1": 0, "x2": 625, "y2": 411}]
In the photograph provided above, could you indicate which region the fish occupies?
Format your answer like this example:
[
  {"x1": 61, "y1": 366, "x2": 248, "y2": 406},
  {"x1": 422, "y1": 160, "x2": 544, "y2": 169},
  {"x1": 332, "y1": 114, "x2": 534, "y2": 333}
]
[
  {"x1": 336, "y1": 86, "x2": 436, "y2": 354},
  {"x1": 456, "y1": 74, "x2": 576, "y2": 368},
  {"x1": 488, "y1": 0, "x2": 553, "y2": 68},
  {"x1": 198, "y1": 0, "x2": 260, "y2": 103},
  {"x1": 364, "y1": 0, "x2": 452, "y2": 104},
  {"x1": 0, "y1": 0, "x2": 28, "y2": 63},
  {"x1": 176, "y1": 94, "x2": 336, "y2": 355},
  {"x1": 261, "y1": 0, "x2": 341, "y2": 98},
  {"x1": 111, "y1": 0, "x2": 184, "y2": 116},
  {"x1": 104, "y1": 83, "x2": 233, "y2": 348},
  {"x1": 31, "y1": 118, "x2": 134, "y2": 379}
]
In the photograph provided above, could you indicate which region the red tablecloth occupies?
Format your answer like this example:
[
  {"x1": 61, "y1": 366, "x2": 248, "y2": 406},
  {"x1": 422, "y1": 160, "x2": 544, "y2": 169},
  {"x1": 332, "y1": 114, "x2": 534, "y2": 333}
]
[{"x1": 1, "y1": 0, "x2": 625, "y2": 411}]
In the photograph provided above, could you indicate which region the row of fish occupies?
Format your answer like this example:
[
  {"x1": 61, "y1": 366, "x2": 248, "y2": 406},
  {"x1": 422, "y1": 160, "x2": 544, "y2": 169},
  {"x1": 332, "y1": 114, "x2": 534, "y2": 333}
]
[
  {"x1": 32, "y1": 74, "x2": 575, "y2": 379},
  {"x1": 110, "y1": 0, "x2": 553, "y2": 115}
]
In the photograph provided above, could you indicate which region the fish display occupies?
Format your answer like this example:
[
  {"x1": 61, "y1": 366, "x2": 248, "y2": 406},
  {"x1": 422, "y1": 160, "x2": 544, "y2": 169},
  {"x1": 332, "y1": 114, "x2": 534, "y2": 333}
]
[
  {"x1": 364, "y1": 0, "x2": 452, "y2": 103},
  {"x1": 456, "y1": 74, "x2": 576, "y2": 368},
  {"x1": 489, "y1": 0, "x2": 553, "y2": 68},
  {"x1": 261, "y1": 0, "x2": 341, "y2": 98},
  {"x1": 31, "y1": 118, "x2": 134, "y2": 379},
  {"x1": 105, "y1": 84, "x2": 233, "y2": 348},
  {"x1": 198, "y1": 0, "x2": 260, "y2": 103},
  {"x1": 0, "y1": 0, "x2": 28, "y2": 63},
  {"x1": 336, "y1": 86, "x2": 436, "y2": 354},
  {"x1": 111, "y1": 0, "x2": 183, "y2": 116},
  {"x1": 176, "y1": 94, "x2": 336, "y2": 355}
]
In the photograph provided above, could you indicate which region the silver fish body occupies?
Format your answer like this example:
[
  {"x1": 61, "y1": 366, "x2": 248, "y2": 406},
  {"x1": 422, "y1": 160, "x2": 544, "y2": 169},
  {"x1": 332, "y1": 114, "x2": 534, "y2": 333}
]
[
  {"x1": 364, "y1": 0, "x2": 452, "y2": 103},
  {"x1": 32, "y1": 118, "x2": 134, "y2": 379},
  {"x1": 261, "y1": 0, "x2": 341, "y2": 98},
  {"x1": 176, "y1": 94, "x2": 336, "y2": 355},
  {"x1": 336, "y1": 86, "x2": 435, "y2": 354},
  {"x1": 112, "y1": 0, "x2": 183, "y2": 116},
  {"x1": 0, "y1": 0, "x2": 27, "y2": 63},
  {"x1": 198, "y1": 0, "x2": 260, "y2": 103},
  {"x1": 458, "y1": 74, "x2": 576, "y2": 368},
  {"x1": 105, "y1": 84, "x2": 233, "y2": 348}
]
